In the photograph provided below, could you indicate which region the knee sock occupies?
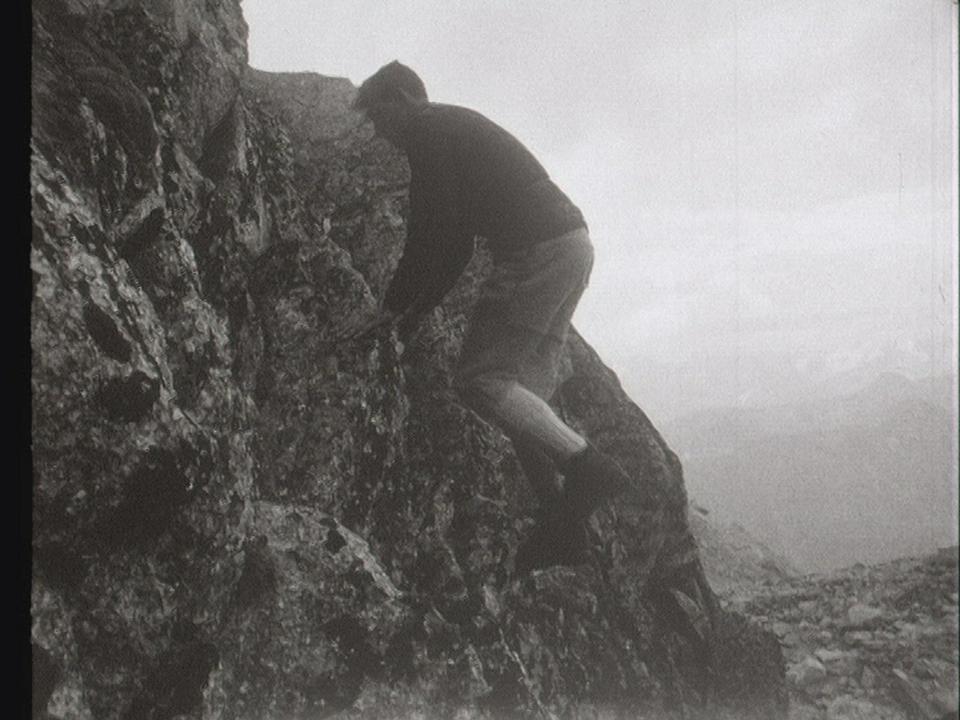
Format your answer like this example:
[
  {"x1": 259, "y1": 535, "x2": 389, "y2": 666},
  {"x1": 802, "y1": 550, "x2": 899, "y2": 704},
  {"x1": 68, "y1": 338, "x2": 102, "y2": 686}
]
[{"x1": 467, "y1": 378, "x2": 588, "y2": 463}]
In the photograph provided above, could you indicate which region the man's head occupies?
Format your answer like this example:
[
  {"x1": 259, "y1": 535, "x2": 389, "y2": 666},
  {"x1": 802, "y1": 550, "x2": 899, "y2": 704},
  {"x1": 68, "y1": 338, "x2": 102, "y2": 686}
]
[{"x1": 353, "y1": 61, "x2": 428, "y2": 144}]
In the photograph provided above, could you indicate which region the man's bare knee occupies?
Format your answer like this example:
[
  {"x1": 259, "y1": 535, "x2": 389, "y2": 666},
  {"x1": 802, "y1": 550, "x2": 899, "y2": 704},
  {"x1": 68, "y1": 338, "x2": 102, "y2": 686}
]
[{"x1": 454, "y1": 374, "x2": 585, "y2": 462}]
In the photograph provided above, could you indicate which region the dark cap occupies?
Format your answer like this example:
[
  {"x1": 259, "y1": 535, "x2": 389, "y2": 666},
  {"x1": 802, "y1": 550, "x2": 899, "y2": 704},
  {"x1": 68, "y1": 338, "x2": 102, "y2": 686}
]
[{"x1": 353, "y1": 61, "x2": 428, "y2": 111}]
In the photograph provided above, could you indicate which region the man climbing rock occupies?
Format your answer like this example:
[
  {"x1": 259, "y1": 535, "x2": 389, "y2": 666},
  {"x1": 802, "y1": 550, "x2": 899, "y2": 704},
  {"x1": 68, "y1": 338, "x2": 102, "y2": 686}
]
[{"x1": 353, "y1": 61, "x2": 633, "y2": 571}]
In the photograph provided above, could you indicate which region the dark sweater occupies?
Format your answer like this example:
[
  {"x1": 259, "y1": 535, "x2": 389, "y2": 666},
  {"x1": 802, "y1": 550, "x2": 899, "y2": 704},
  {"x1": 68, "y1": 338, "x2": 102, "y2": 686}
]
[{"x1": 383, "y1": 102, "x2": 587, "y2": 317}]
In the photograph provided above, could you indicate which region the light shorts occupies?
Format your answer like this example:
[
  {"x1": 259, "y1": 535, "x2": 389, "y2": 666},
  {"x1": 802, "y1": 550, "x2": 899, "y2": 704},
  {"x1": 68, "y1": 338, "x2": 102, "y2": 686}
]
[{"x1": 455, "y1": 227, "x2": 594, "y2": 401}]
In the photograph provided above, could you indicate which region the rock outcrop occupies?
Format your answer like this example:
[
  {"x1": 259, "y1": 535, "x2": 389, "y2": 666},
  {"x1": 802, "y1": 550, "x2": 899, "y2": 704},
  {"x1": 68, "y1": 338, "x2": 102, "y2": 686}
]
[
  {"x1": 688, "y1": 506, "x2": 799, "y2": 596},
  {"x1": 31, "y1": 1, "x2": 786, "y2": 717}
]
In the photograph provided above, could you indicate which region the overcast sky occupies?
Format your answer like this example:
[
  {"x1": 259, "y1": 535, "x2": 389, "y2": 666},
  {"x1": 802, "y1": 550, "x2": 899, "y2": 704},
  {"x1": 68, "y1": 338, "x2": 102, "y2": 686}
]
[{"x1": 243, "y1": 0, "x2": 958, "y2": 422}]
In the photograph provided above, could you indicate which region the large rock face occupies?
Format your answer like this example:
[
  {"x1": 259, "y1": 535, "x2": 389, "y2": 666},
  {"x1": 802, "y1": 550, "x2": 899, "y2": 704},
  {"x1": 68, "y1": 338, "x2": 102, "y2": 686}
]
[{"x1": 31, "y1": 2, "x2": 786, "y2": 718}]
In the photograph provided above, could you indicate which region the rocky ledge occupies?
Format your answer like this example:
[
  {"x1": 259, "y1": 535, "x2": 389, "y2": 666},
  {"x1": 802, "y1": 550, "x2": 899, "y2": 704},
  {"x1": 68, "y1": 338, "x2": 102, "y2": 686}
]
[{"x1": 727, "y1": 547, "x2": 958, "y2": 720}]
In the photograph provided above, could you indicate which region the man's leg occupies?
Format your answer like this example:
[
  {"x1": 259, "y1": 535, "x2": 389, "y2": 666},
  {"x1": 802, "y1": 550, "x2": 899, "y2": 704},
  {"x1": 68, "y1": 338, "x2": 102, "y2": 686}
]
[
  {"x1": 460, "y1": 353, "x2": 632, "y2": 523},
  {"x1": 453, "y1": 309, "x2": 593, "y2": 571},
  {"x1": 457, "y1": 324, "x2": 630, "y2": 534},
  {"x1": 457, "y1": 233, "x2": 590, "y2": 464},
  {"x1": 509, "y1": 233, "x2": 634, "y2": 522},
  {"x1": 458, "y1": 230, "x2": 631, "y2": 524},
  {"x1": 459, "y1": 374, "x2": 586, "y2": 464}
]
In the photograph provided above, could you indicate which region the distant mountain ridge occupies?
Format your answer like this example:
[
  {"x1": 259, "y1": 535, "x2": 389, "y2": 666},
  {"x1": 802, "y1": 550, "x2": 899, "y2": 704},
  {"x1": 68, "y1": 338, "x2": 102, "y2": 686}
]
[
  {"x1": 665, "y1": 372, "x2": 958, "y2": 573},
  {"x1": 618, "y1": 335, "x2": 954, "y2": 425}
]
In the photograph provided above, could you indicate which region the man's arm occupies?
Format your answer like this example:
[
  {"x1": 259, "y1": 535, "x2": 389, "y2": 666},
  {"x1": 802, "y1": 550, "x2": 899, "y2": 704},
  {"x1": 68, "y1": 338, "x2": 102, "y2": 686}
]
[
  {"x1": 382, "y1": 125, "x2": 474, "y2": 321},
  {"x1": 400, "y1": 233, "x2": 473, "y2": 319}
]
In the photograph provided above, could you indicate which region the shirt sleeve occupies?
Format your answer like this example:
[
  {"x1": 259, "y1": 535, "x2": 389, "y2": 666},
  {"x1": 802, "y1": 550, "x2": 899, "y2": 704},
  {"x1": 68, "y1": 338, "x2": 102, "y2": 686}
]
[{"x1": 383, "y1": 124, "x2": 475, "y2": 317}]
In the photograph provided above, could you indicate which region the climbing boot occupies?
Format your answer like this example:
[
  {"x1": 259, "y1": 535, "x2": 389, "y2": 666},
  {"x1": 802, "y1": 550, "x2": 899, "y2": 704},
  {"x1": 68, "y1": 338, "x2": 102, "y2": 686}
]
[
  {"x1": 560, "y1": 442, "x2": 632, "y2": 520},
  {"x1": 513, "y1": 437, "x2": 563, "y2": 508},
  {"x1": 515, "y1": 507, "x2": 589, "y2": 573}
]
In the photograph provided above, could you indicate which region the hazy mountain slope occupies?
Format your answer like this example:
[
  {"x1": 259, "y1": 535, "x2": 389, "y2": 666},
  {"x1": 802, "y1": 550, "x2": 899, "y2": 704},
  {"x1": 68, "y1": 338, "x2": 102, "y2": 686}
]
[
  {"x1": 687, "y1": 504, "x2": 800, "y2": 595},
  {"x1": 665, "y1": 373, "x2": 957, "y2": 572}
]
